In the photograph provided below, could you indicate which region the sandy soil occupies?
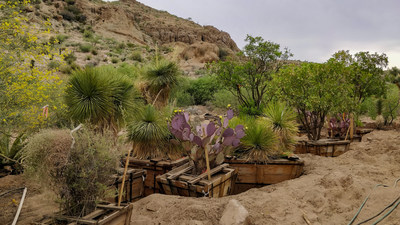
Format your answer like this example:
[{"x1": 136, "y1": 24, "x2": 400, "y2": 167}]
[
  {"x1": 130, "y1": 130, "x2": 400, "y2": 225},
  {"x1": 1, "y1": 129, "x2": 400, "y2": 224}
]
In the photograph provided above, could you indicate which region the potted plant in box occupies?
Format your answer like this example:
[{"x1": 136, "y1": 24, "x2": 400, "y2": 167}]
[
  {"x1": 156, "y1": 109, "x2": 245, "y2": 197},
  {"x1": 275, "y1": 60, "x2": 353, "y2": 156},
  {"x1": 125, "y1": 105, "x2": 188, "y2": 196},
  {"x1": 225, "y1": 102, "x2": 304, "y2": 194}
]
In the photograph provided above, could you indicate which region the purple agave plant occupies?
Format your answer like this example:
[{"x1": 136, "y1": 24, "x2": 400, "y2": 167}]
[{"x1": 169, "y1": 109, "x2": 245, "y2": 175}]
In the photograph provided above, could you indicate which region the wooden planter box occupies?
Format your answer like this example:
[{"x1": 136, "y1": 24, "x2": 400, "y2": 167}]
[
  {"x1": 123, "y1": 157, "x2": 189, "y2": 196},
  {"x1": 35, "y1": 203, "x2": 133, "y2": 225},
  {"x1": 294, "y1": 139, "x2": 351, "y2": 157},
  {"x1": 225, "y1": 158, "x2": 304, "y2": 194},
  {"x1": 339, "y1": 134, "x2": 362, "y2": 142},
  {"x1": 156, "y1": 163, "x2": 237, "y2": 197},
  {"x1": 106, "y1": 168, "x2": 146, "y2": 204}
]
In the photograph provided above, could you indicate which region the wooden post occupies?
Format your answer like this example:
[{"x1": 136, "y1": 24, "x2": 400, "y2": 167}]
[
  {"x1": 118, "y1": 147, "x2": 132, "y2": 206},
  {"x1": 204, "y1": 145, "x2": 211, "y2": 181},
  {"x1": 350, "y1": 114, "x2": 354, "y2": 139}
]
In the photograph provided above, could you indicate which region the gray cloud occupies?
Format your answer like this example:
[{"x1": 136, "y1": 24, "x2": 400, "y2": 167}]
[{"x1": 136, "y1": 0, "x2": 400, "y2": 67}]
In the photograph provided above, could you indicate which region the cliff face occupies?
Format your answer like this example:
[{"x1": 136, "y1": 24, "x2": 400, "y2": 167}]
[{"x1": 77, "y1": 0, "x2": 239, "y2": 52}]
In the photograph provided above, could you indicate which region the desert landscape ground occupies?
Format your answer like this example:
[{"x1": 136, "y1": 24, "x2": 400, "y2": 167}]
[
  {"x1": 1, "y1": 1, "x2": 400, "y2": 224},
  {"x1": 1, "y1": 123, "x2": 400, "y2": 224}
]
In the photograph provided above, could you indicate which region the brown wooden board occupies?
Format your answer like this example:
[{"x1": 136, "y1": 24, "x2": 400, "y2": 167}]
[
  {"x1": 105, "y1": 169, "x2": 146, "y2": 203},
  {"x1": 225, "y1": 158, "x2": 304, "y2": 194},
  {"x1": 122, "y1": 157, "x2": 189, "y2": 196},
  {"x1": 156, "y1": 163, "x2": 237, "y2": 198},
  {"x1": 34, "y1": 204, "x2": 133, "y2": 225},
  {"x1": 294, "y1": 139, "x2": 350, "y2": 157}
]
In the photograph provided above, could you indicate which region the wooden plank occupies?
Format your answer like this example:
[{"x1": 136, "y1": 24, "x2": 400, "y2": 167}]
[
  {"x1": 167, "y1": 165, "x2": 194, "y2": 180},
  {"x1": 188, "y1": 164, "x2": 229, "y2": 185},
  {"x1": 97, "y1": 204, "x2": 124, "y2": 210},
  {"x1": 82, "y1": 209, "x2": 106, "y2": 220}
]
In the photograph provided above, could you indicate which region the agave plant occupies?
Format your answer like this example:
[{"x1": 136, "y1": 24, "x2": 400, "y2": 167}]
[
  {"x1": 262, "y1": 102, "x2": 299, "y2": 152},
  {"x1": 230, "y1": 116, "x2": 278, "y2": 163},
  {"x1": 127, "y1": 105, "x2": 170, "y2": 159},
  {"x1": 142, "y1": 60, "x2": 180, "y2": 108},
  {"x1": 169, "y1": 109, "x2": 245, "y2": 175},
  {"x1": 65, "y1": 67, "x2": 139, "y2": 133}
]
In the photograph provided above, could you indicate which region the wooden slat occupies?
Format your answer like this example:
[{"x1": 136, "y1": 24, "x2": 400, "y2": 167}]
[
  {"x1": 188, "y1": 164, "x2": 229, "y2": 185},
  {"x1": 167, "y1": 165, "x2": 194, "y2": 180}
]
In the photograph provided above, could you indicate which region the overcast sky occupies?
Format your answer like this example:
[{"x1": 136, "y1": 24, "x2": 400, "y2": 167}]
[{"x1": 109, "y1": 0, "x2": 400, "y2": 68}]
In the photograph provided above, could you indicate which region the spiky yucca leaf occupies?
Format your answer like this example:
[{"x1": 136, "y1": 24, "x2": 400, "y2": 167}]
[
  {"x1": 262, "y1": 102, "x2": 298, "y2": 152},
  {"x1": 142, "y1": 60, "x2": 180, "y2": 107},
  {"x1": 230, "y1": 116, "x2": 278, "y2": 162},
  {"x1": 127, "y1": 105, "x2": 169, "y2": 159},
  {"x1": 65, "y1": 67, "x2": 139, "y2": 131},
  {"x1": 65, "y1": 68, "x2": 113, "y2": 125}
]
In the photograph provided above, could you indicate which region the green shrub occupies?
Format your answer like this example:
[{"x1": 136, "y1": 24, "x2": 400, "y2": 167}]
[
  {"x1": 23, "y1": 128, "x2": 119, "y2": 216},
  {"x1": 91, "y1": 48, "x2": 98, "y2": 55},
  {"x1": 130, "y1": 51, "x2": 142, "y2": 62},
  {"x1": 64, "y1": 52, "x2": 76, "y2": 64},
  {"x1": 79, "y1": 43, "x2": 92, "y2": 53},
  {"x1": 211, "y1": 90, "x2": 238, "y2": 109},
  {"x1": 187, "y1": 75, "x2": 222, "y2": 105},
  {"x1": 111, "y1": 57, "x2": 119, "y2": 64},
  {"x1": 83, "y1": 30, "x2": 93, "y2": 39},
  {"x1": 56, "y1": 34, "x2": 69, "y2": 44},
  {"x1": 60, "y1": 62, "x2": 80, "y2": 74},
  {"x1": 47, "y1": 61, "x2": 61, "y2": 70}
]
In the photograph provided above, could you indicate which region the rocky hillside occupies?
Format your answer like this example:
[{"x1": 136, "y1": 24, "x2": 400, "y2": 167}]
[{"x1": 29, "y1": 0, "x2": 239, "y2": 74}]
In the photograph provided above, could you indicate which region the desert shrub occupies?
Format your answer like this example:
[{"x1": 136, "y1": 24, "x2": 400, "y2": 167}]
[
  {"x1": 65, "y1": 0, "x2": 76, "y2": 5},
  {"x1": 130, "y1": 51, "x2": 143, "y2": 62},
  {"x1": 23, "y1": 128, "x2": 119, "y2": 216},
  {"x1": 211, "y1": 90, "x2": 239, "y2": 109},
  {"x1": 56, "y1": 34, "x2": 69, "y2": 44},
  {"x1": 238, "y1": 100, "x2": 264, "y2": 116},
  {"x1": 47, "y1": 61, "x2": 61, "y2": 70},
  {"x1": 187, "y1": 75, "x2": 222, "y2": 105},
  {"x1": 64, "y1": 52, "x2": 77, "y2": 64},
  {"x1": 218, "y1": 47, "x2": 229, "y2": 61},
  {"x1": 79, "y1": 43, "x2": 92, "y2": 53},
  {"x1": 83, "y1": 30, "x2": 93, "y2": 39},
  {"x1": 91, "y1": 48, "x2": 98, "y2": 55},
  {"x1": 60, "y1": 62, "x2": 80, "y2": 74},
  {"x1": 126, "y1": 42, "x2": 136, "y2": 48},
  {"x1": 111, "y1": 57, "x2": 119, "y2": 64}
]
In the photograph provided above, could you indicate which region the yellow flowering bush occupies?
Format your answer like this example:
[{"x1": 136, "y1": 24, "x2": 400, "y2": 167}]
[{"x1": 0, "y1": 0, "x2": 66, "y2": 130}]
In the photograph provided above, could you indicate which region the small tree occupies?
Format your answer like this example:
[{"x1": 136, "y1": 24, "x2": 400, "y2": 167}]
[
  {"x1": 275, "y1": 61, "x2": 350, "y2": 140},
  {"x1": 210, "y1": 35, "x2": 292, "y2": 115},
  {"x1": 332, "y1": 50, "x2": 388, "y2": 112}
]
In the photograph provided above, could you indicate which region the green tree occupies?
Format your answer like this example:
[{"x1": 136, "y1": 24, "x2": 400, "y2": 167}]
[
  {"x1": 274, "y1": 60, "x2": 350, "y2": 140},
  {"x1": 210, "y1": 35, "x2": 292, "y2": 114},
  {"x1": 332, "y1": 50, "x2": 388, "y2": 112}
]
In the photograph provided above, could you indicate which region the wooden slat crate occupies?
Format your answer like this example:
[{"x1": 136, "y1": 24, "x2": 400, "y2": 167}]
[
  {"x1": 106, "y1": 168, "x2": 146, "y2": 204},
  {"x1": 34, "y1": 203, "x2": 133, "y2": 225},
  {"x1": 123, "y1": 157, "x2": 189, "y2": 196},
  {"x1": 225, "y1": 158, "x2": 304, "y2": 194},
  {"x1": 156, "y1": 163, "x2": 237, "y2": 197},
  {"x1": 294, "y1": 139, "x2": 351, "y2": 157}
]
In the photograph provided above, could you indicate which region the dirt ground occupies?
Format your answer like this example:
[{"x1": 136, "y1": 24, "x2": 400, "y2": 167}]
[{"x1": 1, "y1": 129, "x2": 400, "y2": 224}]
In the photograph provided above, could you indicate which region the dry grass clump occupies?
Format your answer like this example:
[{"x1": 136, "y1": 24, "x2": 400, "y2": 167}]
[{"x1": 23, "y1": 128, "x2": 119, "y2": 216}]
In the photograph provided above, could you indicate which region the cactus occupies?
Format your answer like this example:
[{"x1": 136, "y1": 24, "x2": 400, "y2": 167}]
[{"x1": 169, "y1": 109, "x2": 245, "y2": 175}]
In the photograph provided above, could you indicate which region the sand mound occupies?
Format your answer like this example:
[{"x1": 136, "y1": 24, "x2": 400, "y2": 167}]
[{"x1": 131, "y1": 130, "x2": 400, "y2": 224}]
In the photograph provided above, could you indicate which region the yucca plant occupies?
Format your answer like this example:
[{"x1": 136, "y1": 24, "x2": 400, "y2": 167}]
[
  {"x1": 65, "y1": 67, "x2": 139, "y2": 134},
  {"x1": 127, "y1": 105, "x2": 170, "y2": 159},
  {"x1": 142, "y1": 60, "x2": 180, "y2": 108},
  {"x1": 0, "y1": 132, "x2": 26, "y2": 173},
  {"x1": 262, "y1": 102, "x2": 299, "y2": 152},
  {"x1": 229, "y1": 116, "x2": 277, "y2": 163}
]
